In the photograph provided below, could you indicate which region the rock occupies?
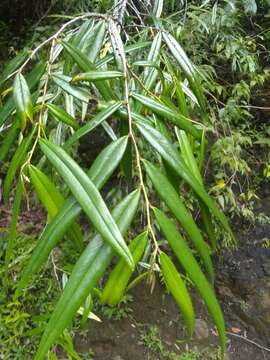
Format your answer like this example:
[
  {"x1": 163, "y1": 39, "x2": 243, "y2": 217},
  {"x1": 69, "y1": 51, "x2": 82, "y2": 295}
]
[
  {"x1": 243, "y1": 280, "x2": 270, "y2": 335},
  {"x1": 113, "y1": 356, "x2": 124, "y2": 360},
  {"x1": 193, "y1": 319, "x2": 209, "y2": 340}
]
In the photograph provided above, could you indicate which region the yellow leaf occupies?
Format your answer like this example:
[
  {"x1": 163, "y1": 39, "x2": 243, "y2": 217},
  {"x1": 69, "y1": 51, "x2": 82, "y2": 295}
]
[
  {"x1": 217, "y1": 179, "x2": 225, "y2": 189},
  {"x1": 101, "y1": 42, "x2": 111, "y2": 58}
]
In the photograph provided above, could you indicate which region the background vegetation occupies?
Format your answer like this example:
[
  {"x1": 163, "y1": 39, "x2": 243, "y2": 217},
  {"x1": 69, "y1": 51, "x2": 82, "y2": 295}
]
[{"x1": 0, "y1": 1, "x2": 270, "y2": 359}]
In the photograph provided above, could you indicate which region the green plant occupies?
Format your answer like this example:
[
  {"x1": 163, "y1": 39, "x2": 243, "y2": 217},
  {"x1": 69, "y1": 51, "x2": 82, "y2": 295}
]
[
  {"x1": 100, "y1": 294, "x2": 133, "y2": 320},
  {"x1": 0, "y1": 1, "x2": 236, "y2": 359},
  {"x1": 180, "y1": 350, "x2": 201, "y2": 360},
  {"x1": 140, "y1": 325, "x2": 177, "y2": 359}
]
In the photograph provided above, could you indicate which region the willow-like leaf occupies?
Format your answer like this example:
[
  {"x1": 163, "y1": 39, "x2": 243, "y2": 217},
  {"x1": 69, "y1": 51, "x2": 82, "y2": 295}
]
[
  {"x1": 64, "y1": 101, "x2": 122, "y2": 150},
  {"x1": 29, "y1": 165, "x2": 64, "y2": 219},
  {"x1": 133, "y1": 32, "x2": 162, "y2": 113},
  {"x1": 47, "y1": 104, "x2": 79, "y2": 129},
  {"x1": 4, "y1": 127, "x2": 35, "y2": 201},
  {"x1": 176, "y1": 128, "x2": 216, "y2": 248},
  {"x1": 52, "y1": 74, "x2": 90, "y2": 103},
  {"x1": 28, "y1": 165, "x2": 83, "y2": 250},
  {"x1": 154, "y1": 208, "x2": 226, "y2": 356},
  {"x1": 132, "y1": 93, "x2": 201, "y2": 139},
  {"x1": 39, "y1": 139, "x2": 134, "y2": 268},
  {"x1": 85, "y1": 21, "x2": 107, "y2": 63},
  {"x1": 101, "y1": 231, "x2": 148, "y2": 306},
  {"x1": 163, "y1": 32, "x2": 207, "y2": 114},
  {"x1": 143, "y1": 160, "x2": 214, "y2": 279},
  {"x1": 61, "y1": 41, "x2": 115, "y2": 101},
  {"x1": 0, "y1": 120, "x2": 20, "y2": 163},
  {"x1": 17, "y1": 136, "x2": 129, "y2": 291},
  {"x1": 0, "y1": 48, "x2": 28, "y2": 88},
  {"x1": 35, "y1": 189, "x2": 140, "y2": 360},
  {"x1": 108, "y1": 18, "x2": 126, "y2": 72},
  {"x1": 72, "y1": 71, "x2": 124, "y2": 83},
  {"x1": 13, "y1": 73, "x2": 33, "y2": 130},
  {"x1": 0, "y1": 62, "x2": 46, "y2": 127},
  {"x1": 153, "y1": 0, "x2": 163, "y2": 17},
  {"x1": 136, "y1": 121, "x2": 233, "y2": 239},
  {"x1": 160, "y1": 252, "x2": 194, "y2": 337}
]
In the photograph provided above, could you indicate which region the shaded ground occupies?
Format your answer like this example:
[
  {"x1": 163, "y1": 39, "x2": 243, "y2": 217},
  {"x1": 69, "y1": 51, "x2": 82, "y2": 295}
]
[
  {"x1": 1, "y1": 185, "x2": 270, "y2": 360},
  {"x1": 73, "y1": 191, "x2": 270, "y2": 360},
  {"x1": 74, "y1": 279, "x2": 270, "y2": 360},
  {"x1": 1, "y1": 193, "x2": 270, "y2": 359}
]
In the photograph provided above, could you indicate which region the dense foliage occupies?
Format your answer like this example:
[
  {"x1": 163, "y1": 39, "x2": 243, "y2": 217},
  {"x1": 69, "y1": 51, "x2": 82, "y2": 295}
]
[{"x1": 0, "y1": 1, "x2": 270, "y2": 359}]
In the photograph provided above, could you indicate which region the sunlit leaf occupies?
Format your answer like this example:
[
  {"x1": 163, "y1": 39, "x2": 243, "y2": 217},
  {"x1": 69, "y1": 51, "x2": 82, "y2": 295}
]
[
  {"x1": 160, "y1": 252, "x2": 194, "y2": 337},
  {"x1": 17, "y1": 136, "x2": 129, "y2": 291},
  {"x1": 101, "y1": 231, "x2": 148, "y2": 305},
  {"x1": 39, "y1": 139, "x2": 134, "y2": 268},
  {"x1": 35, "y1": 189, "x2": 140, "y2": 360},
  {"x1": 13, "y1": 73, "x2": 33, "y2": 129},
  {"x1": 47, "y1": 104, "x2": 79, "y2": 129},
  {"x1": 143, "y1": 160, "x2": 214, "y2": 279},
  {"x1": 154, "y1": 208, "x2": 226, "y2": 355}
]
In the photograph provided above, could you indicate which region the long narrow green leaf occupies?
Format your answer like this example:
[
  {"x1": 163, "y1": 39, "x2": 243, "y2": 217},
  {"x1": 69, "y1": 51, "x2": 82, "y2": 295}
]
[
  {"x1": 35, "y1": 189, "x2": 140, "y2": 360},
  {"x1": 29, "y1": 165, "x2": 63, "y2": 218},
  {"x1": 17, "y1": 136, "x2": 129, "y2": 291},
  {"x1": 13, "y1": 73, "x2": 33, "y2": 129},
  {"x1": 61, "y1": 41, "x2": 115, "y2": 101},
  {"x1": 28, "y1": 165, "x2": 83, "y2": 250},
  {"x1": 119, "y1": 120, "x2": 132, "y2": 182},
  {"x1": 64, "y1": 101, "x2": 122, "y2": 150},
  {"x1": 96, "y1": 41, "x2": 151, "y2": 68},
  {"x1": 26, "y1": 62, "x2": 47, "y2": 90},
  {"x1": 63, "y1": 19, "x2": 94, "y2": 75},
  {"x1": 176, "y1": 128, "x2": 216, "y2": 248},
  {"x1": 0, "y1": 62, "x2": 46, "y2": 127},
  {"x1": 62, "y1": 41, "x2": 95, "y2": 72},
  {"x1": 85, "y1": 21, "x2": 107, "y2": 63},
  {"x1": 108, "y1": 18, "x2": 126, "y2": 72},
  {"x1": 134, "y1": 32, "x2": 162, "y2": 113},
  {"x1": 160, "y1": 252, "x2": 194, "y2": 337},
  {"x1": 0, "y1": 48, "x2": 28, "y2": 88},
  {"x1": 176, "y1": 129, "x2": 202, "y2": 182},
  {"x1": 153, "y1": 0, "x2": 163, "y2": 17},
  {"x1": 39, "y1": 139, "x2": 134, "y2": 268},
  {"x1": 142, "y1": 32, "x2": 162, "y2": 90},
  {"x1": 143, "y1": 160, "x2": 214, "y2": 279},
  {"x1": 154, "y1": 208, "x2": 226, "y2": 356},
  {"x1": 72, "y1": 71, "x2": 124, "y2": 83},
  {"x1": 132, "y1": 93, "x2": 201, "y2": 139},
  {"x1": 136, "y1": 121, "x2": 233, "y2": 239},
  {"x1": 47, "y1": 104, "x2": 79, "y2": 129},
  {"x1": 162, "y1": 32, "x2": 195, "y2": 78},
  {"x1": 101, "y1": 231, "x2": 148, "y2": 306},
  {"x1": 4, "y1": 127, "x2": 35, "y2": 201},
  {"x1": 52, "y1": 74, "x2": 90, "y2": 103},
  {"x1": 0, "y1": 97, "x2": 15, "y2": 128},
  {"x1": 0, "y1": 121, "x2": 20, "y2": 163},
  {"x1": 162, "y1": 32, "x2": 207, "y2": 114}
]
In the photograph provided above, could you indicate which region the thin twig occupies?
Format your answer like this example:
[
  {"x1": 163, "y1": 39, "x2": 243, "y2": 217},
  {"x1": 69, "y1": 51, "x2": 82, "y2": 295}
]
[
  {"x1": 21, "y1": 38, "x2": 56, "y2": 174},
  {"x1": 226, "y1": 331, "x2": 270, "y2": 353},
  {"x1": 123, "y1": 74, "x2": 159, "y2": 256},
  {"x1": 15, "y1": 12, "x2": 106, "y2": 76},
  {"x1": 207, "y1": 90, "x2": 270, "y2": 111},
  {"x1": 111, "y1": 17, "x2": 159, "y2": 257}
]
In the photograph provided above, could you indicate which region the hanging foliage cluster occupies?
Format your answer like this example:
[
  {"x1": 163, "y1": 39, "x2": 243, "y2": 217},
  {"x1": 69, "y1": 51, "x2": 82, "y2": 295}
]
[{"x1": 0, "y1": 1, "x2": 234, "y2": 358}]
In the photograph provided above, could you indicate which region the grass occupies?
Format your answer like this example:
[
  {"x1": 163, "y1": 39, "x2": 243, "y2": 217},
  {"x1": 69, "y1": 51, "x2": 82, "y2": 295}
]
[{"x1": 0, "y1": 230, "x2": 86, "y2": 359}]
